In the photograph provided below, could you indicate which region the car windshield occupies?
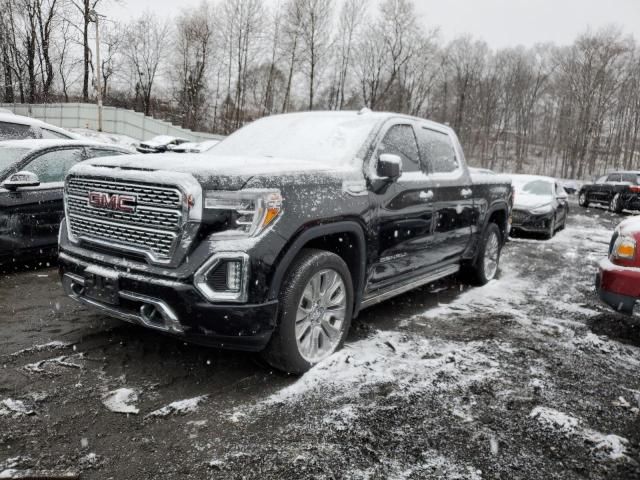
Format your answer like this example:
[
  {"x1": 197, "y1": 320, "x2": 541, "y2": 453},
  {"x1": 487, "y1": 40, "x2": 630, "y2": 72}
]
[
  {"x1": 514, "y1": 179, "x2": 553, "y2": 196},
  {"x1": 0, "y1": 146, "x2": 30, "y2": 173},
  {"x1": 211, "y1": 114, "x2": 380, "y2": 166}
]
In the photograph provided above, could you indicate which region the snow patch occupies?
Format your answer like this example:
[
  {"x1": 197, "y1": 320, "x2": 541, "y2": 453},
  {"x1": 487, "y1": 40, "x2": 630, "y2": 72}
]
[
  {"x1": 0, "y1": 399, "x2": 34, "y2": 417},
  {"x1": 102, "y1": 388, "x2": 139, "y2": 415},
  {"x1": 530, "y1": 406, "x2": 629, "y2": 461},
  {"x1": 9, "y1": 341, "x2": 72, "y2": 357},
  {"x1": 264, "y1": 331, "x2": 499, "y2": 404},
  {"x1": 146, "y1": 396, "x2": 207, "y2": 418}
]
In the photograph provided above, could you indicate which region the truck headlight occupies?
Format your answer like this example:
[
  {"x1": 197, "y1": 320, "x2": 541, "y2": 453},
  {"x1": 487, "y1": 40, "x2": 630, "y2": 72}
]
[
  {"x1": 612, "y1": 236, "x2": 636, "y2": 260},
  {"x1": 531, "y1": 204, "x2": 553, "y2": 215},
  {"x1": 204, "y1": 189, "x2": 283, "y2": 237}
]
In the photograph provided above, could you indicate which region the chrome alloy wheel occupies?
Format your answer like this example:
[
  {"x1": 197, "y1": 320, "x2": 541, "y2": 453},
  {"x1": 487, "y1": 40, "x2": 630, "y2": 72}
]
[
  {"x1": 483, "y1": 230, "x2": 500, "y2": 281},
  {"x1": 295, "y1": 269, "x2": 347, "y2": 363}
]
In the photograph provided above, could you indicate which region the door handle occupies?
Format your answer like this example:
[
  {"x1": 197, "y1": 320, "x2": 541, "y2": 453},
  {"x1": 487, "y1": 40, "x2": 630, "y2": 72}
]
[
  {"x1": 419, "y1": 190, "x2": 434, "y2": 201},
  {"x1": 461, "y1": 188, "x2": 473, "y2": 198}
]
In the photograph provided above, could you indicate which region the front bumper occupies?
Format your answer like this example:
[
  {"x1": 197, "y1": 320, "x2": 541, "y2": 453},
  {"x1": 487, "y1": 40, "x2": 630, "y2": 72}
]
[
  {"x1": 596, "y1": 258, "x2": 640, "y2": 315},
  {"x1": 510, "y1": 210, "x2": 554, "y2": 233},
  {"x1": 59, "y1": 252, "x2": 278, "y2": 351}
]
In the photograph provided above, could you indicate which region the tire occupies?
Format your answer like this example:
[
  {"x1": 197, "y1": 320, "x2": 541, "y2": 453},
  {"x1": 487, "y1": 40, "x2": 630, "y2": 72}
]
[
  {"x1": 609, "y1": 193, "x2": 623, "y2": 214},
  {"x1": 578, "y1": 191, "x2": 589, "y2": 208},
  {"x1": 545, "y1": 215, "x2": 556, "y2": 240},
  {"x1": 466, "y1": 223, "x2": 502, "y2": 285},
  {"x1": 261, "y1": 249, "x2": 354, "y2": 374}
]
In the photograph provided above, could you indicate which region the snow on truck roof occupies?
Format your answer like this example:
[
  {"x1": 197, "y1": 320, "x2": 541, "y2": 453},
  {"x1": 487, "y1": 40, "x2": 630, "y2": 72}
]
[{"x1": 0, "y1": 112, "x2": 79, "y2": 138}]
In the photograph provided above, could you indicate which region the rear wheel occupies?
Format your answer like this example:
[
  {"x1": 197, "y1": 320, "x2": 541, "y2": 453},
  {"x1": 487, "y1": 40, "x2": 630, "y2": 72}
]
[
  {"x1": 578, "y1": 191, "x2": 589, "y2": 208},
  {"x1": 262, "y1": 249, "x2": 353, "y2": 374},
  {"x1": 466, "y1": 223, "x2": 502, "y2": 285},
  {"x1": 609, "y1": 193, "x2": 623, "y2": 214}
]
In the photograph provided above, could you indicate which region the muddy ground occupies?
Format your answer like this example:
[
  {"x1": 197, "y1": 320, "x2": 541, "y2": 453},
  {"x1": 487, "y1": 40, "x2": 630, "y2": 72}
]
[{"x1": 1, "y1": 202, "x2": 640, "y2": 479}]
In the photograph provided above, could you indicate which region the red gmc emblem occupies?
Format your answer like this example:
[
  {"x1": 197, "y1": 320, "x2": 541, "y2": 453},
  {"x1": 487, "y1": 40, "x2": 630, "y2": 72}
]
[{"x1": 88, "y1": 192, "x2": 137, "y2": 213}]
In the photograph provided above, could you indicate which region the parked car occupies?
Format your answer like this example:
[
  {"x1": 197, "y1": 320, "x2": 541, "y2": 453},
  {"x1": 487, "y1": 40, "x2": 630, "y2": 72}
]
[
  {"x1": 170, "y1": 139, "x2": 221, "y2": 153},
  {"x1": 59, "y1": 111, "x2": 513, "y2": 373},
  {"x1": 597, "y1": 216, "x2": 640, "y2": 315},
  {"x1": 578, "y1": 171, "x2": 640, "y2": 213},
  {"x1": 510, "y1": 174, "x2": 569, "y2": 239},
  {"x1": 136, "y1": 136, "x2": 189, "y2": 154},
  {"x1": 0, "y1": 140, "x2": 131, "y2": 265},
  {"x1": 0, "y1": 112, "x2": 78, "y2": 141},
  {"x1": 561, "y1": 179, "x2": 580, "y2": 195}
]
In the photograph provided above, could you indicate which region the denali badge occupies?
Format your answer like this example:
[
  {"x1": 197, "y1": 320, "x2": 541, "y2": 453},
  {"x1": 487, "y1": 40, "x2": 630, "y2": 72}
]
[{"x1": 88, "y1": 192, "x2": 137, "y2": 213}]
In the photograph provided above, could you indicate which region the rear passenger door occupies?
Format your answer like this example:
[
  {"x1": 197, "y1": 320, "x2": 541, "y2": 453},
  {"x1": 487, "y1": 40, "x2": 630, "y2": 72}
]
[
  {"x1": 368, "y1": 122, "x2": 438, "y2": 291},
  {"x1": 417, "y1": 126, "x2": 474, "y2": 265}
]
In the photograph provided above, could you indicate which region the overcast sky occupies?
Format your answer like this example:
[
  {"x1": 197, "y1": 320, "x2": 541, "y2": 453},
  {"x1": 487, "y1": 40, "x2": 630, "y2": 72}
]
[{"x1": 109, "y1": 0, "x2": 640, "y2": 49}]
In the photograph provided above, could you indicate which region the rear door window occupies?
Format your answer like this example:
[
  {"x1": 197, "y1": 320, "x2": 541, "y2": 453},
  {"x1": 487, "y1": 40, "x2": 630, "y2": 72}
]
[
  {"x1": 23, "y1": 148, "x2": 85, "y2": 184},
  {"x1": 417, "y1": 127, "x2": 460, "y2": 174},
  {"x1": 621, "y1": 173, "x2": 637, "y2": 184},
  {"x1": 0, "y1": 121, "x2": 36, "y2": 140},
  {"x1": 607, "y1": 174, "x2": 621, "y2": 182}
]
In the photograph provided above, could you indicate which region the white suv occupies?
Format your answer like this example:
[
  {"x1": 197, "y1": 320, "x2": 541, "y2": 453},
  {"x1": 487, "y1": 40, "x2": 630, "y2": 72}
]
[{"x1": 0, "y1": 112, "x2": 78, "y2": 140}]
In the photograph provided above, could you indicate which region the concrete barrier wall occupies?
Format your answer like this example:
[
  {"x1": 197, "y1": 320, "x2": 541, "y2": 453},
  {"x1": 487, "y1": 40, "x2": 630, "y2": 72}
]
[{"x1": 0, "y1": 103, "x2": 224, "y2": 142}]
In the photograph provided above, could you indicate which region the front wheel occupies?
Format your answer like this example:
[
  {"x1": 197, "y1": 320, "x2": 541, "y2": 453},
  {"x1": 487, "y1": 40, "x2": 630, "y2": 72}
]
[
  {"x1": 578, "y1": 191, "x2": 589, "y2": 208},
  {"x1": 261, "y1": 249, "x2": 354, "y2": 374},
  {"x1": 466, "y1": 223, "x2": 502, "y2": 285}
]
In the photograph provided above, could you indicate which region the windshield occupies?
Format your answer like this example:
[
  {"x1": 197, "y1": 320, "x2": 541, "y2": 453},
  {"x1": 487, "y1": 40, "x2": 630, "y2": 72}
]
[
  {"x1": 0, "y1": 146, "x2": 30, "y2": 173},
  {"x1": 513, "y1": 179, "x2": 553, "y2": 196},
  {"x1": 211, "y1": 114, "x2": 380, "y2": 166}
]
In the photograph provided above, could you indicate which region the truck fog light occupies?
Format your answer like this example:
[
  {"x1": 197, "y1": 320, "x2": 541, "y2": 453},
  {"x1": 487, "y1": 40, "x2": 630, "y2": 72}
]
[
  {"x1": 226, "y1": 261, "x2": 242, "y2": 292},
  {"x1": 194, "y1": 253, "x2": 249, "y2": 303}
]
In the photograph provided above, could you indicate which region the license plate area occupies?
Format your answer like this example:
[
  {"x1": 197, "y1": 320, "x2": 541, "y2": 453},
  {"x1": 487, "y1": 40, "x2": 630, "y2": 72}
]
[{"x1": 84, "y1": 267, "x2": 120, "y2": 305}]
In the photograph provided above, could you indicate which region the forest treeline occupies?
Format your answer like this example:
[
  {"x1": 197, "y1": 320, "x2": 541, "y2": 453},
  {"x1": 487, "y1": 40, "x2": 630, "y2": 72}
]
[{"x1": 1, "y1": 0, "x2": 639, "y2": 179}]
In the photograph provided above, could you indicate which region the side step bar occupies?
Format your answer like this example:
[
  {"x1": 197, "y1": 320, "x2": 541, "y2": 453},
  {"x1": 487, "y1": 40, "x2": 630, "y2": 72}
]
[{"x1": 360, "y1": 264, "x2": 460, "y2": 310}]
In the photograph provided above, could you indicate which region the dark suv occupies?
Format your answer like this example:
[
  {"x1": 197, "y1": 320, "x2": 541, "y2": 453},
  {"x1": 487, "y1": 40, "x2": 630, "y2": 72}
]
[
  {"x1": 58, "y1": 111, "x2": 512, "y2": 373},
  {"x1": 578, "y1": 171, "x2": 640, "y2": 213}
]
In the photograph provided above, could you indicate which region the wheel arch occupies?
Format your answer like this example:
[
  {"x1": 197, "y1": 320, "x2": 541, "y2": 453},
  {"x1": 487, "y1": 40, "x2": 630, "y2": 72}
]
[{"x1": 268, "y1": 220, "x2": 368, "y2": 317}]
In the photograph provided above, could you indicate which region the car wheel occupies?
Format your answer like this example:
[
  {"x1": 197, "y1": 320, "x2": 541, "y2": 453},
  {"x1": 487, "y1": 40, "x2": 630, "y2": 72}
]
[
  {"x1": 261, "y1": 249, "x2": 353, "y2": 374},
  {"x1": 578, "y1": 191, "x2": 589, "y2": 208},
  {"x1": 467, "y1": 223, "x2": 502, "y2": 285},
  {"x1": 545, "y1": 215, "x2": 556, "y2": 240},
  {"x1": 609, "y1": 193, "x2": 623, "y2": 214}
]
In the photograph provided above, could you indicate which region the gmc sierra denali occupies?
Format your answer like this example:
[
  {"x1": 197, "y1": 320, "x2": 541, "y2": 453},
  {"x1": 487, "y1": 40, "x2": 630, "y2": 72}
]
[{"x1": 59, "y1": 111, "x2": 513, "y2": 373}]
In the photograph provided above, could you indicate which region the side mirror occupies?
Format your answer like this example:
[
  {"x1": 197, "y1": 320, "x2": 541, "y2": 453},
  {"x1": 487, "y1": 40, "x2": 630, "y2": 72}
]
[
  {"x1": 377, "y1": 154, "x2": 402, "y2": 180},
  {"x1": 3, "y1": 171, "x2": 40, "y2": 191}
]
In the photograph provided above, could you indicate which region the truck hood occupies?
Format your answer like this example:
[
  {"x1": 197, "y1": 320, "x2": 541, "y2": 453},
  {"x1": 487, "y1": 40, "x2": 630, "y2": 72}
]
[{"x1": 79, "y1": 153, "x2": 358, "y2": 191}]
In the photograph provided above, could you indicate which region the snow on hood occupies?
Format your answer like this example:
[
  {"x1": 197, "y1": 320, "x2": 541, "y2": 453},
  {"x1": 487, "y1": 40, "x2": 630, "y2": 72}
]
[
  {"x1": 83, "y1": 153, "x2": 358, "y2": 187},
  {"x1": 617, "y1": 215, "x2": 640, "y2": 235},
  {"x1": 514, "y1": 192, "x2": 553, "y2": 210}
]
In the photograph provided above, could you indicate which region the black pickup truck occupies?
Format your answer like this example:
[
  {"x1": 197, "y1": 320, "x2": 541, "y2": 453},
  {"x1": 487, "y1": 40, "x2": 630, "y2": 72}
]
[{"x1": 58, "y1": 111, "x2": 513, "y2": 373}]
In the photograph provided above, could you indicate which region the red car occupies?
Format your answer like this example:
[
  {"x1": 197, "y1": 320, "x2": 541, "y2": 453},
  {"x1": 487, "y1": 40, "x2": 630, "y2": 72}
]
[{"x1": 597, "y1": 216, "x2": 640, "y2": 314}]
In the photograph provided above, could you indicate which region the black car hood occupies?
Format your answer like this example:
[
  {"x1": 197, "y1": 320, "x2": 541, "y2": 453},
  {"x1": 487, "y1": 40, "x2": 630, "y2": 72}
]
[{"x1": 83, "y1": 153, "x2": 359, "y2": 191}]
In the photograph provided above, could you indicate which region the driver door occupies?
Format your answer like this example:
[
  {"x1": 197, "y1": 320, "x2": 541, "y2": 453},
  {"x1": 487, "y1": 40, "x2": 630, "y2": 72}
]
[
  {"x1": 0, "y1": 147, "x2": 85, "y2": 256},
  {"x1": 367, "y1": 122, "x2": 437, "y2": 293}
]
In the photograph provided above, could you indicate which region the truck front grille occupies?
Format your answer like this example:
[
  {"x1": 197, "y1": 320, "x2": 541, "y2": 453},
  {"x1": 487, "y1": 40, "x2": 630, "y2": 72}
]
[{"x1": 65, "y1": 176, "x2": 184, "y2": 261}]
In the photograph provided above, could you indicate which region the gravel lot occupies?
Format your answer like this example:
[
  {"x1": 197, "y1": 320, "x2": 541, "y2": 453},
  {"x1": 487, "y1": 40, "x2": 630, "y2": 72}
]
[{"x1": 1, "y1": 202, "x2": 640, "y2": 480}]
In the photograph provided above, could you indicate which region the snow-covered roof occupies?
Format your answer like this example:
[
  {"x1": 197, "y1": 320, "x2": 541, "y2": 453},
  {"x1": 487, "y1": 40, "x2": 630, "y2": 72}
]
[
  {"x1": 0, "y1": 112, "x2": 80, "y2": 138},
  {"x1": 509, "y1": 174, "x2": 557, "y2": 184},
  {"x1": 0, "y1": 138, "x2": 122, "y2": 151}
]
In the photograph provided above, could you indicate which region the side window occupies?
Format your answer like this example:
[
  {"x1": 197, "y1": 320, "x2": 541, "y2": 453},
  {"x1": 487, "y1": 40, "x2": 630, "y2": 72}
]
[
  {"x1": 417, "y1": 127, "x2": 459, "y2": 174},
  {"x1": 41, "y1": 128, "x2": 71, "y2": 139},
  {"x1": 0, "y1": 121, "x2": 35, "y2": 140},
  {"x1": 378, "y1": 124, "x2": 421, "y2": 174},
  {"x1": 88, "y1": 149, "x2": 128, "y2": 159},
  {"x1": 607, "y1": 174, "x2": 621, "y2": 183},
  {"x1": 24, "y1": 148, "x2": 84, "y2": 184},
  {"x1": 621, "y1": 173, "x2": 636, "y2": 184}
]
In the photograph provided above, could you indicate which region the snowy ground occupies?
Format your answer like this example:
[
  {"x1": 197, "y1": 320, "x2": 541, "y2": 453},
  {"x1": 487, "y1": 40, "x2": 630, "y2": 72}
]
[{"x1": 1, "y1": 202, "x2": 640, "y2": 479}]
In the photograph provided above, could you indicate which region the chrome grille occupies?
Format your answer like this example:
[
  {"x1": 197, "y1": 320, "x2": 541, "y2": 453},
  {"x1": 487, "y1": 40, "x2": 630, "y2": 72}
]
[{"x1": 65, "y1": 176, "x2": 184, "y2": 261}]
